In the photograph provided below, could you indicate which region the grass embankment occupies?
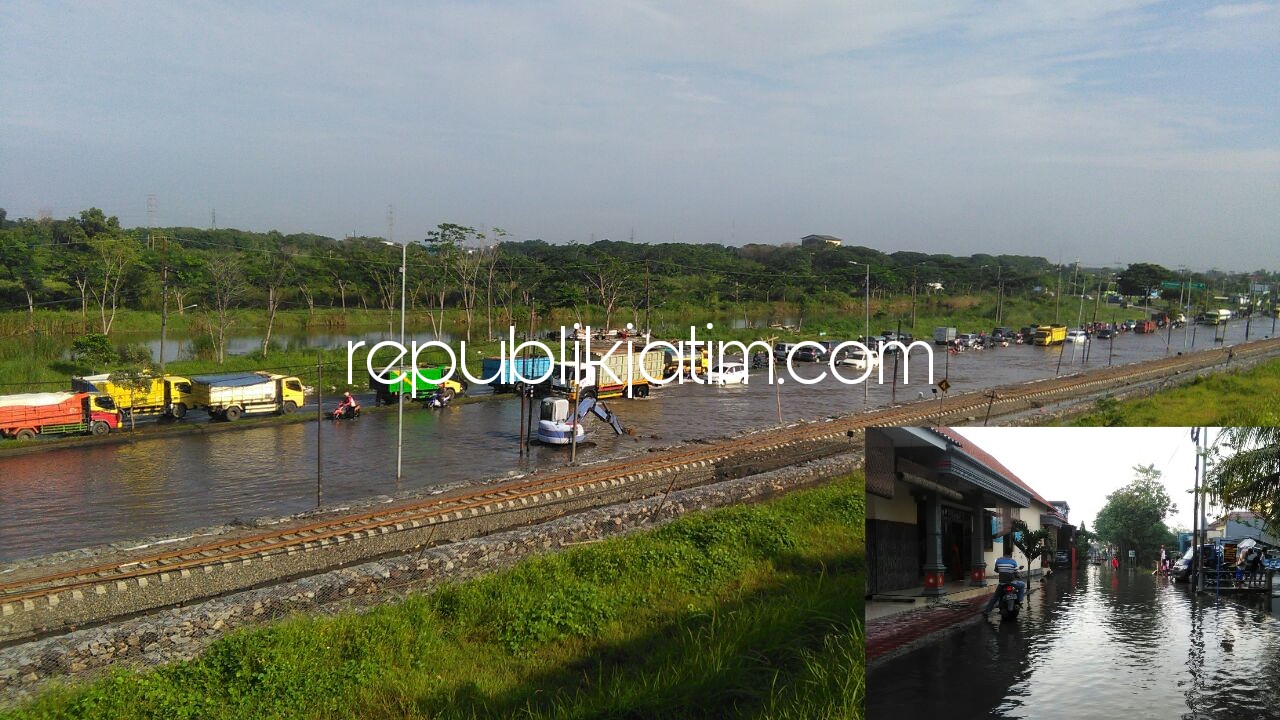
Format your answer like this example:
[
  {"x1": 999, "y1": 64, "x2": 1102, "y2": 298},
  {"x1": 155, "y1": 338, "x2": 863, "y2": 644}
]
[
  {"x1": 4, "y1": 476, "x2": 864, "y2": 720},
  {"x1": 1067, "y1": 357, "x2": 1280, "y2": 426}
]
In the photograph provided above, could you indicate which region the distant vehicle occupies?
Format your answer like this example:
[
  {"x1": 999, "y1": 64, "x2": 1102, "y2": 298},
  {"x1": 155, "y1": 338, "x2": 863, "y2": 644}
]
[
  {"x1": 191, "y1": 373, "x2": 306, "y2": 421},
  {"x1": 956, "y1": 333, "x2": 980, "y2": 348},
  {"x1": 1034, "y1": 325, "x2": 1068, "y2": 346},
  {"x1": 1096, "y1": 327, "x2": 1115, "y2": 340},
  {"x1": 480, "y1": 355, "x2": 552, "y2": 394},
  {"x1": 1065, "y1": 329, "x2": 1088, "y2": 344},
  {"x1": 707, "y1": 362, "x2": 749, "y2": 385},
  {"x1": 773, "y1": 342, "x2": 797, "y2": 361},
  {"x1": 371, "y1": 366, "x2": 467, "y2": 406},
  {"x1": 817, "y1": 340, "x2": 844, "y2": 361},
  {"x1": 1197, "y1": 309, "x2": 1232, "y2": 325},
  {"x1": 72, "y1": 373, "x2": 194, "y2": 419},
  {"x1": 1134, "y1": 320, "x2": 1157, "y2": 334},
  {"x1": 794, "y1": 345, "x2": 822, "y2": 363},
  {"x1": 1122, "y1": 319, "x2": 1137, "y2": 331},
  {"x1": 933, "y1": 327, "x2": 957, "y2": 345},
  {"x1": 992, "y1": 327, "x2": 1014, "y2": 341},
  {"x1": 1018, "y1": 327, "x2": 1037, "y2": 344},
  {"x1": 839, "y1": 347, "x2": 880, "y2": 372},
  {"x1": 878, "y1": 332, "x2": 915, "y2": 351},
  {"x1": 0, "y1": 392, "x2": 121, "y2": 440},
  {"x1": 1053, "y1": 550, "x2": 1070, "y2": 568}
]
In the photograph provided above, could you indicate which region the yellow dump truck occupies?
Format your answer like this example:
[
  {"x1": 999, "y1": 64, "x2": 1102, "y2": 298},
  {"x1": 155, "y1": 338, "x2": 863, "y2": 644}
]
[
  {"x1": 71, "y1": 373, "x2": 195, "y2": 418},
  {"x1": 1033, "y1": 324, "x2": 1068, "y2": 346},
  {"x1": 190, "y1": 372, "x2": 306, "y2": 421}
]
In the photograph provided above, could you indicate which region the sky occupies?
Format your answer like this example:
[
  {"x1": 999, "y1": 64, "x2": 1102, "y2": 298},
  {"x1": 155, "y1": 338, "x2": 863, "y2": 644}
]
[
  {"x1": 2, "y1": 2, "x2": 1278, "y2": 269},
  {"x1": 952, "y1": 426, "x2": 1234, "y2": 533}
]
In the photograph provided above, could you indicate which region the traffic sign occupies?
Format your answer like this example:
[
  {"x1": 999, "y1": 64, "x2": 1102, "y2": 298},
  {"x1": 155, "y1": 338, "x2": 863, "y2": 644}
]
[
  {"x1": 1160, "y1": 281, "x2": 1182, "y2": 290},
  {"x1": 1190, "y1": 282, "x2": 1206, "y2": 290},
  {"x1": 937, "y1": 378, "x2": 951, "y2": 392}
]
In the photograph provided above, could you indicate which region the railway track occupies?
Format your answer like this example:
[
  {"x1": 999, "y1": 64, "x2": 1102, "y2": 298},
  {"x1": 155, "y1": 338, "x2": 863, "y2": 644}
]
[{"x1": 2, "y1": 336, "x2": 1276, "y2": 616}]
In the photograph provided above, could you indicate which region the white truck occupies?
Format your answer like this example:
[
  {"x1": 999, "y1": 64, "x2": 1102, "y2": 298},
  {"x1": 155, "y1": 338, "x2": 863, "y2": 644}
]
[
  {"x1": 551, "y1": 341, "x2": 669, "y2": 399},
  {"x1": 189, "y1": 372, "x2": 306, "y2": 421},
  {"x1": 933, "y1": 327, "x2": 957, "y2": 345}
]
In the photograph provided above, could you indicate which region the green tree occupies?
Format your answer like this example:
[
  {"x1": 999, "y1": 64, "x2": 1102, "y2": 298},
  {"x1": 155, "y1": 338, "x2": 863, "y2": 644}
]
[
  {"x1": 1207, "y1": 427, "x2": 1280, "y2": 535},
  {"x1": 1094, "y1": 464, "x2": 1177, "y2": 565},
  {"x1": 1010, "y1": 519, "x2": 1054, "y2": 564},
  {"x1": 70, "y1": 333, "x2": 117, "y2": 370},
  {"x1": 1116, "y1": 263, "x2": 1172, "y2": 299}
]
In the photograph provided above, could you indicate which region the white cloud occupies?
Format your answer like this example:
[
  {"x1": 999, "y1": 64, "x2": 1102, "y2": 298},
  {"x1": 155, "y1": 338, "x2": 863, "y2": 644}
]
[{"x1": 1204, "y1": 2, "x2": 1274, "y2": 19}]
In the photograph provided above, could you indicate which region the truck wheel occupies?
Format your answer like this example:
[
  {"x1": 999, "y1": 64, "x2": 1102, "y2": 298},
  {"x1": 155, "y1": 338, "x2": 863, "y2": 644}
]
[
  {"x1": 224, "y1": 406, "x2": 242, "y2": 422},
  {"x1": 636, "y1": 384, "x2": 650, "y2": 398},
  {"x1": 15, "y1": 429, "x2": 36, "y2": 441},
  {"x1": 281, "y1": 400, "x2": 298, "y2": 415},
  {"x1": 439, "y1": 387, "x2": 456, "y2": 402},
  {"x1": 170, "y1": 402, "x2": 187, "y2": 419},
  {"x1": 91, "y1": 420, "x2": 110, "y2": 436}
]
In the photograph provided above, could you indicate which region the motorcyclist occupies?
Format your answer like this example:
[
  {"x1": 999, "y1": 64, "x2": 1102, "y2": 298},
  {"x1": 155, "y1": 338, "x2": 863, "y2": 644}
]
[
  {"x1": 334, "y1": 391, "x2": 360, "y2": 419},
  {"x1": 982, "y1": 550, "x2": 1025, "y2": 617}
]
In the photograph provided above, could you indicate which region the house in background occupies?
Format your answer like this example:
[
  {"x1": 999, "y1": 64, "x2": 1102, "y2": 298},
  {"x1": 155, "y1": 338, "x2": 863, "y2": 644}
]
[
  {"x1": 800, "y1": 234, "x2": 843, "y2": 248},
  {"x1": 1205, "y1": 510, "x2": 1279, "y2": 546}
]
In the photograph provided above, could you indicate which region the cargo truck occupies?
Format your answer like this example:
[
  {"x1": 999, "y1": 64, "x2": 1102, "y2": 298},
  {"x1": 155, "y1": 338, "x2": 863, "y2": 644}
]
[
  {"x1": 0, "y1": 392, "x2": 121, "y2": 440},
  {"x1": 71, "y1": 373, "x2": 195, "y2": 418},
  {"x1": 190, "y1": 372, "x2": 306, "y2": 421},
  {"x1": 551, "y1": 341, "x2": 668, "y2": 399},
  {"x1": 369, "y1": 366, "x2": 468, "y2": 405},
  {"x1": 480, "y1": 355, "x2": 553, "y2": 393},
  {"x1": 1033, "y1": 324, "x2": 1068, "y2": 346},
  {"x1": 933, "y1": 327, "x2": 957, "y2": 345}
]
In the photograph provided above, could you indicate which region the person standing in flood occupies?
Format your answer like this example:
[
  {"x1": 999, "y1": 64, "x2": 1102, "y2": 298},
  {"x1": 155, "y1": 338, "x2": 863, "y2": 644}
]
[{"x1": 1111, "y1": 555, "x2": 1119, "y2": 571}]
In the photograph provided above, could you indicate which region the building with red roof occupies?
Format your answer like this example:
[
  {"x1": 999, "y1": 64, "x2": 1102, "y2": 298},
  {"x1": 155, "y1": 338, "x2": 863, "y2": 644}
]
[{"x1": 865, "y1": 426, "x2": 1075, "y2": 598}]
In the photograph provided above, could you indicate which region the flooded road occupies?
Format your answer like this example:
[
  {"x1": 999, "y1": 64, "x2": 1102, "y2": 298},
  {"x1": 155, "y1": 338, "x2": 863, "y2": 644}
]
[
  {"x1": 0, "y1": 319, "x2": 1268, "y2": 561},
  {"x1": 867, "y1": 566, "x2": 1280, "y2": 720}
]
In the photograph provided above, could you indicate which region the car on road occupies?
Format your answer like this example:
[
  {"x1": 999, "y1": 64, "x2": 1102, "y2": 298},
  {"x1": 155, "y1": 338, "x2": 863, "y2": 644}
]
[
  {"x1": 1053, "y1": 550, "x2": 1070, "y2": 568},
  {"x1": 1066, "y1": 329, "x2": 1088, "y2": 343},
  {"x1": 956, "y1": 333, "x2": 980, "y2": 348},
  {"x1": 707, "y1": 362, "x2": 748, "y2": 385},
  {"x1": 1096, "y1": 327, "x2": 1115, "y2": 339},
  {"x1": 794, "y1": 345, "x2": 823, "y2": 363}
]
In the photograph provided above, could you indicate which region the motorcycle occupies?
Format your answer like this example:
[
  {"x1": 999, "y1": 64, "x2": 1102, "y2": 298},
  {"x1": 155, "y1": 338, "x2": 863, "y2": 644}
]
[
  {"x1": 424, "y1": 390, "x2": 452, "y2": 409},
  {"x1": 998, "y1": 565, "x2": 1026, "y2": 621},
  {"x1": 330, "y1": 405, "x2": 360, "y2": 421}
]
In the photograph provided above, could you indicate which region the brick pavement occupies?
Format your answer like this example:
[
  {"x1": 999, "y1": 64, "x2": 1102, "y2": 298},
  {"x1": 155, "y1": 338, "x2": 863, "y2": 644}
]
[{"x1": 866, "y1": 585, "x2": 1036, "y2": 668}]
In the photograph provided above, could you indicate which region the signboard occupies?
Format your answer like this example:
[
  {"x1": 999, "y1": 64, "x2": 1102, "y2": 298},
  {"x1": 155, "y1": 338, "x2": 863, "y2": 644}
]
[
  {"x1": 937, "y1": 378, "x2": 951, "y2": 392},
  {"x1": 1128, "y1": 550, "x2": 1136, "y2": 558},
  {"x1": 1191, "y1": 282, "x2": 1206, "y2": 290},
  {"x1": 1162, "y1": 281, "x2": 1207, "y2": 290}
]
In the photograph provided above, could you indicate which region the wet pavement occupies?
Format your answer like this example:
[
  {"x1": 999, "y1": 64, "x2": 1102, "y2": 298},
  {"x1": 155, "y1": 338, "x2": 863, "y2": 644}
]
[
  {"x1": 867, "y1": 565, "x2": 1280, "y2": 720},
  {"x1": 0, "y1": 319, "x2": 1267, "y2": 562}
]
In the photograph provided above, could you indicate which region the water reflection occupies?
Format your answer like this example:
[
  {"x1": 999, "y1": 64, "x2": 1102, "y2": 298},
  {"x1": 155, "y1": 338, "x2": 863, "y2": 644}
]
[
  {"x1": 867, "y1": 566, "x2": 1280, "y2": 720},
  {"x1": 0, "y1": 319, "x2": 1268, "y2": 561}
]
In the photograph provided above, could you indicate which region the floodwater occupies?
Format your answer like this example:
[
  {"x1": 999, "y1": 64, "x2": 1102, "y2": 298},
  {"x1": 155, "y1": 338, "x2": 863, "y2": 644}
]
[
  {"x1": 0, "y1": 319, "x2": 1268, "y2": 562},
  {"x1": 867, "y1": 565, "x2": 1280, "y2": 720}
]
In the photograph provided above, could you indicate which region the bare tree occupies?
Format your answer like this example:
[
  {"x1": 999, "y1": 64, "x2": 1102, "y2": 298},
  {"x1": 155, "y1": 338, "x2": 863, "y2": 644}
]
[
  {"x1": 585, "y1": 259, "x2": 630, "y2": 329},
  {"x1": 204, "y1": 256, "x2": 243, "y2": 364},
  {"x1": 86, "y1": 231, "x2": 141, "y2": 335}
]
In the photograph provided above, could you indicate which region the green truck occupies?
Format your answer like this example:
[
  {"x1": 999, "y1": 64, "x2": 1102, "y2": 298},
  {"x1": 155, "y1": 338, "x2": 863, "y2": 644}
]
[{"x1": 369, "y1": 366, "x2": 468, "y2": 405}]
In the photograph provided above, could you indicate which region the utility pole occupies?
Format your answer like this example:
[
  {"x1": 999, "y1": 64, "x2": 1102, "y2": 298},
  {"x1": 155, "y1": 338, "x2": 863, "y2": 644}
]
[
  {"x1": 316, "y1": 360, "x2": 323, "y2": 508},
  {"x1": 1055, "y1": 264, "x2": 1063, "y2": 323},
  {"x1": 383, "y1": 205, "x2": 405, "y2": 485}
]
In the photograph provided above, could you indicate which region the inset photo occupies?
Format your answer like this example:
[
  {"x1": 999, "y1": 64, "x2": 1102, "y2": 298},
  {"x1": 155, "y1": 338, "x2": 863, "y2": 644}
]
[{"x1": 865, "y1": 426, "x2": 1280, "y2": 720}]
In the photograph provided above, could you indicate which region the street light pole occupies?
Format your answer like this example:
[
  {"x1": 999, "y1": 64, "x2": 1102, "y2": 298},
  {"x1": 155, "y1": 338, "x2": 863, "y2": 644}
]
[{"x1": 383, "y1": 237, "x2": 407, "y2": 484}]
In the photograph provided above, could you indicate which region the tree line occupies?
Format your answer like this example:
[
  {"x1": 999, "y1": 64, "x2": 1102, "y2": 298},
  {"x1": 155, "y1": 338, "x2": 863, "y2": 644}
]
[{"x1": 1, "y1": 207, "x2": 1272, "y2": 357}]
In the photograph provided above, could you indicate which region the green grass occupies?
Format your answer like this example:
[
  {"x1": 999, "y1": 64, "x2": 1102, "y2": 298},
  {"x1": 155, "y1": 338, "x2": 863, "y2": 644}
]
[
  {"x1": 3, "y1": 476, "x2": 864, "y2": 720},
  {"x1": 1067, "y1": 357, "x2": 1280, "y2": 426}
]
